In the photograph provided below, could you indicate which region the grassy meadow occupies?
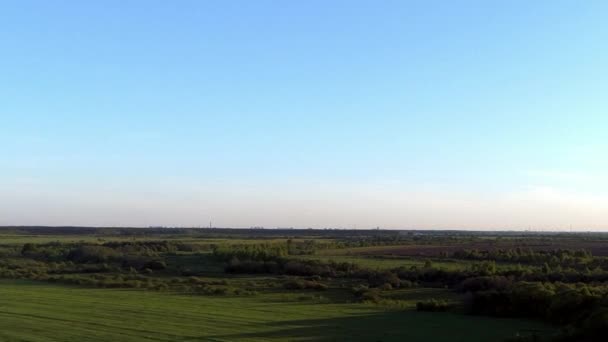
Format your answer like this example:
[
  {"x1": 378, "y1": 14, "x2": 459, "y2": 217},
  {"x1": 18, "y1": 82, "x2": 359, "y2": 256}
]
[
  {"x1": 0, "y1": 280, "x2": 550, "y2": 342},
  {"x1": 3, "y1": 227, "x2": 608, "y2": 341}
]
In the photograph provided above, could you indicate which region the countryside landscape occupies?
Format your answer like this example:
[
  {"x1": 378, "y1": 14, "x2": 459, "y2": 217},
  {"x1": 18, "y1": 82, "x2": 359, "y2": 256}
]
[
  {"x1": 3, "y1": 1, "x2": 608, "y2": 341},
  {"x1": 0, "y1": 227, "x2": 607, "y2": 341}
]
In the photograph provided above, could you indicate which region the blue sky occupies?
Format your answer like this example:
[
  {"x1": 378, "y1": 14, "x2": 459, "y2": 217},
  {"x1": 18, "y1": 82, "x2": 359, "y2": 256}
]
[{"x1": 1, "y1": 1, "x2": 607, "y2": 229}]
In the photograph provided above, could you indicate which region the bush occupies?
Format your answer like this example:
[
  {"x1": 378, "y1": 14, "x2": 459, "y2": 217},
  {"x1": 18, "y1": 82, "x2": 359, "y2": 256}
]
[
  {"x1": 67, "y1": 245, "x2": 122, "y2": 263},
  {"x1": 458, "y1": 276, "x2": 511, "y2": 293},
  {"x1": 143, "y1": 260, "x2": 167, "y2": 270},
  {"x1": 360, "y1": 289, "x2": 382, "y2": 303},
  {"x1": 416, "y1": 299, "x2": 450, "y2": 312},
  {"x1": 378, "y1": 283, "x2": 393, "y2": 290},
  {"x1": 351, "y1": 284, "x2": 369, "y2": 297},
  {"x1": 400, "y1": 280, "x2": 415, "y2": 288},
  {"x1": 368, "y1": 271, "x2": 401, "y2": 288},
  {"x1": 283, "y1": 279, "x2": 327, "y2": 291}
]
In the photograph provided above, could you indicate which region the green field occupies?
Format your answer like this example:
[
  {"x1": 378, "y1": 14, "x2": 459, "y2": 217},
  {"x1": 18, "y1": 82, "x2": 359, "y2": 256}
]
[
  {"x1": 8, "y1": 228, "x2": 601, "y2": 341},
  {"x1": 294, "y1": 254, "x2": 472, "y2": 270},
  {"x1": 0, "y1": 280, "x2": 551, "y2": 342},
  {"x1": 298, "y1": 250, "x2": 522, "y2": 271}
]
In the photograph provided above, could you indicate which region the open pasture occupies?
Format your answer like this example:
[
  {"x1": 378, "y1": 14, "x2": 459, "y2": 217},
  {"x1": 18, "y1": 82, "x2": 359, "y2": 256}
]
[
  {"x1": 2, "y1": 227, "x2": 606, "y2": 341},
  {"x1": 0, "y1": 280, "x2": 551, "y2": 342}
]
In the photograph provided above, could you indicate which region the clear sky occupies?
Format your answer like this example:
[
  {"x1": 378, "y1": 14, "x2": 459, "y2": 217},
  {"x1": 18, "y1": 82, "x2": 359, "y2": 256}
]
[{"x1": 2, "y1": 0, "x2": 607, "y2": 229}]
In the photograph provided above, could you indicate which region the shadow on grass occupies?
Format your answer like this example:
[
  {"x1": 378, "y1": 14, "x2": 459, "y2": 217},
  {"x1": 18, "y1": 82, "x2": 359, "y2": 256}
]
[{"x1": 199, "y1": 311, "x2": 553, "y2": 342}]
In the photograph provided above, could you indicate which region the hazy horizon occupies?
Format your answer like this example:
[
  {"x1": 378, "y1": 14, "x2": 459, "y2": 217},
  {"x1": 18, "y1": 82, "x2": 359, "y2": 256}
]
[
  {"x1": 2, "y1": 1, "x2": 607, "y2": 230},
  {"x1": 2, "y1": 225, "x2": 607, "y2": 233}
]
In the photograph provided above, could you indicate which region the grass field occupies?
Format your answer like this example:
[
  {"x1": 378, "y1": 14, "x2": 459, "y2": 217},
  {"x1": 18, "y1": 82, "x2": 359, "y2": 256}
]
[
  {"x1": 0, "y1": 280, "x2": 552, "y2": 342},
  {"x1": 6, "y1": 229, "x2": 597, "y2": 340},
  {"x1": 295, "y1": 254, "x2": 473, "y2": 270},
  {"x1": 297, "y1": 251, "x2": 523, "y2": 271}
]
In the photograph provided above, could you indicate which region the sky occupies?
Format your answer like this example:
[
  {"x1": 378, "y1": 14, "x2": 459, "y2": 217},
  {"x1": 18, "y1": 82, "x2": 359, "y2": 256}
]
[{"x1": 1, "y1": 0, "x2": 607, "y2": 230}]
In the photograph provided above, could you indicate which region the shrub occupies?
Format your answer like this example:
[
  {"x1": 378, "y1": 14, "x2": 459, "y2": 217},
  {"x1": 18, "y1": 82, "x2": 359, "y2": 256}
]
[
  {"x1": 368, "y1": 271, "x2": 401, "y2": 288},
  {"x1": 360, "y1": 289, "x2": 382, "y2": 303},
  {"x1": 378, "y1": 283, "x2": 393, "y2": 290},
  {"x1": 143, "y1": 260, "x2": 167, "y2": 270},
  {"x1": 416, "y1": 299, "x2": 450, "y2": 312},
  {"x1": 67, "y1": 245, "x2": 122, "y2": 263},
  {"x1": 283, "y1": 279, "x2": 327, "y2": 291},
  {"x1": 458, "y1": 276, "x2": 511, "y2": 293}
]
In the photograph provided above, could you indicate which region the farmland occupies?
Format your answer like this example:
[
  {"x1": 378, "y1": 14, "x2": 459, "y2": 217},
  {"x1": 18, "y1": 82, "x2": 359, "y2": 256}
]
[
  {"x1": 1, "y1": 227, "x2": 607, "y2": 341},
  {"x1": 0, "y1": 280, "x2": 549, "y2": 342}
]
